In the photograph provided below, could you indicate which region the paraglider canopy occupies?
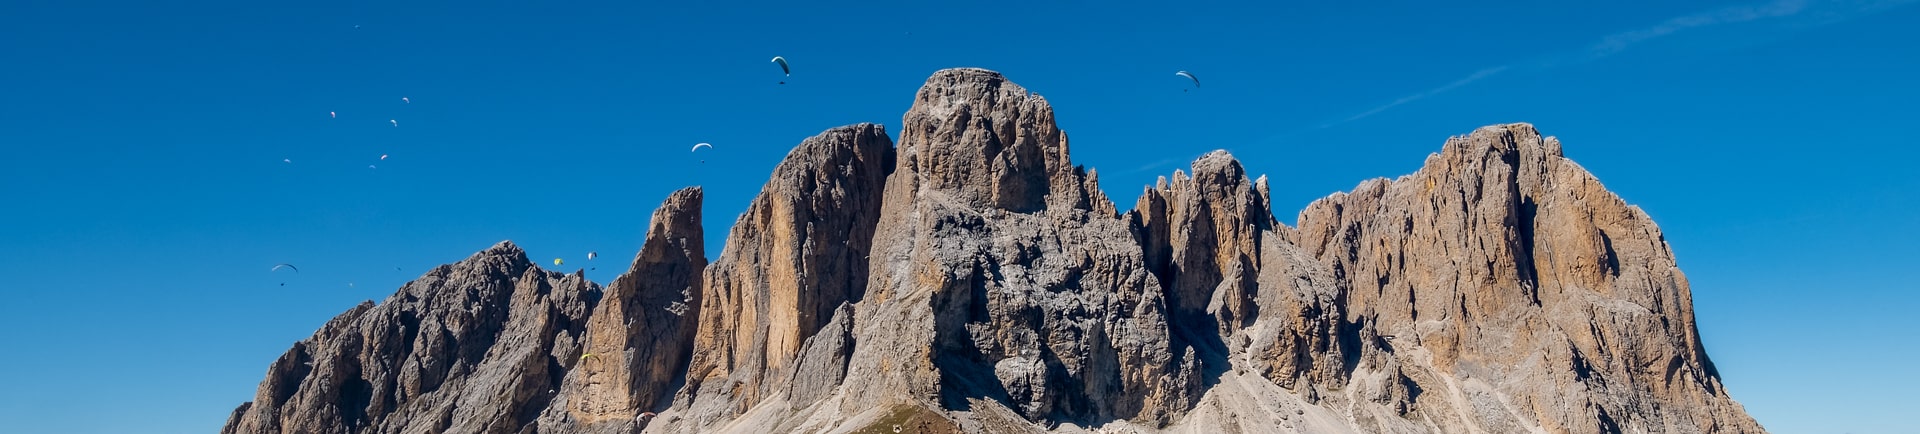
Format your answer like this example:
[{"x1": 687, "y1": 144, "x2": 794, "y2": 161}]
[
  {"x1": 771, "y1": 56, "x2": 790, "y2": 75},
  {"x1": 1175, "y1": 71, "x2": 1200, "y2": 88},
  {"x1": 272, "y1": 263, "x2": 299, "y2": 272},
  {"x1": 553, "y1": 258, "x2": 564, "y2": 266},
  {"x1": 587, "y1": 251, "x2": 598, "y2": 261},
  {"x1": 691, "y1": 143, "x2": 713, "y2": 152}
]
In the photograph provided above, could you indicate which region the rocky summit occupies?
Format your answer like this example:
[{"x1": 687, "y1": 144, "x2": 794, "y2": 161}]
[{"x1": 222, "y1": 68, "x2": 1764, "y2": 434}]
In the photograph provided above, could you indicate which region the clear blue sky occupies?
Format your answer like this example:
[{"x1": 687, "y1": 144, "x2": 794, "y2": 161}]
[{"x1": 2, "y1": 0, "x2": 1914, "y2": 432}]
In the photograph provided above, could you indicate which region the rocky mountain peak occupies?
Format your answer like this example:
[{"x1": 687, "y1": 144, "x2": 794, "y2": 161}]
[
  {"x1": 678, "y1": 123, "x2": 895, "y2": 425},
  {"x1": 895, "y1": 67, "x2": 1097, "y2": 214},
  {"x1": 223, "y1": 69, "x2": 1763, "y2": 434},
  {"x1": 559, "y1": 186, "x2": 705, "y2": 429}
]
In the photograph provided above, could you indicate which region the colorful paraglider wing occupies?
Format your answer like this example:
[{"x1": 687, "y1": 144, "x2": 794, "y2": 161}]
[
  {"x1": 1175, "y1": 71, "x2": 1200, "y2": 88},
  {"x1": 553, "y1": 258, "x2": 564, "y2": 266},
  {"x1": 771, "y1": 56, "x2": 790, "y2": 75}
]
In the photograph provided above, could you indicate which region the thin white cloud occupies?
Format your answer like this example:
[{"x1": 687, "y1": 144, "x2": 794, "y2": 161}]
[
  {"x1": 1587, "y1": 0, "x2": 1809, "y2": 59},
  {"x1": 1324, "y1": 0, "x2": 1916, "y2": 126},
  {"x1": 1793, "y1": 0, "x2": 1920, "y2": 26},
  {"x1": 1341, "y1": 66, "x2": 1510, "y2": 123},
  {"x1": 1125, "y1": 157, "x2": 1183, "y2": 175}
]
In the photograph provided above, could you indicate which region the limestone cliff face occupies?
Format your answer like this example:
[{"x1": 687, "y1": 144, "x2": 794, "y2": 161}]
[
  {"x1": 1130, "y1": 151, "x2": 1356, "y2": 398},
  {"x1": 839, "y1": 68, "x2": 1190, "y2": 427},
  {"x1": 221, "y1": 241, "x2": 599, "y2": 434},
  {"x1": 223, "y1": 68, "x2": 1764, "y2": 434},
  {"x1": 552, "y1": 187, "x2": 705, "y2": 432},
  {"x1": 677, "y1": 123, "x2": 894, "y2": 426},
  {"x1": 1290, "y1": 125, "x2": 1756, "y2": 433}
]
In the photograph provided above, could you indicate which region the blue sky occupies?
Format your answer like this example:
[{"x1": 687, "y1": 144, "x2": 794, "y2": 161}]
[{"x1": 1, "y1": 0, "x2": 1914, "y2": 432}]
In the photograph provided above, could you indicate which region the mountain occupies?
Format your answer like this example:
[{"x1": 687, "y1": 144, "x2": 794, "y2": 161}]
[{"x1": 221, "y1": 68, "x2": 1764, "y2": 434}]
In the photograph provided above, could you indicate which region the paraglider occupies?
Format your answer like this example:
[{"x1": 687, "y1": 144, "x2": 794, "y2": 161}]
[
  {"x1": 390, "y1": 119, "x2": 398, "y2": 127},
  {"x1": 580, "y1": 353, "x2": 596, "y2": 362},
  {"x1": 587, "y1": 251, "x2": 598, "y2": 260},
  {"x1": 1175, "y1": 71, "x2": 1200, "y2": 91},
  {"x1": 330, "y1": 111, "x2": 336, "y2": 118},
  {"x1": 380, "y1": 154, "x2": 388, "y2": 160},
  {"x1": 273, "y1": 263, "x2": 297, "y2": 286},
  {"x1": 369, "y1": 165, "x2": 377, "y2": 169},
  {"x1": 692, "y1": 143, "x2": 712, "y2": 163},
  {"x1": 771, "y1": 56, "x2": 790, "y2": 84},
  {"x1": 553, "y1": 258, "x2": 564, "y2": 266},
  {"x1": 401, "y1": 97, "x2": 410, "y2": 104},
  {"x1": 283, "y1": 159, "x2": 292, "y2": 163}
]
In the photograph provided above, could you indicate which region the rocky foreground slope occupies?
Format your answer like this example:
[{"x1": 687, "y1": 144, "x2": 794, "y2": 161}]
[{"x1": 222, "y1": 68, "x2": 1763, "y2": 434}]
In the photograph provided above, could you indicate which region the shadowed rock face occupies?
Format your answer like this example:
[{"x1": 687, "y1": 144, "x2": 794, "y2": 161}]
[
  {"x1": 223, "y1": 69, "x2": 1765, "y2": 434},
  {"x1": 843, "y1": 68, "x2": 1190, "y2": 427},
  {"x1": 680, "y1": 123, "x2": 895, "y2": 422},
  {"x1": 556, "y1": 187, "x2": 705, "y2": 431}
]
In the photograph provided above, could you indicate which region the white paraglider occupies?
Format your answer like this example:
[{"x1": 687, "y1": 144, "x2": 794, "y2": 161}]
[
  {"x1": 1175, "y1": 71, "x2": 1200, "y2": 89},
  {"x1": 771, "y1": 56, "x2": 790, "y2": 84}
]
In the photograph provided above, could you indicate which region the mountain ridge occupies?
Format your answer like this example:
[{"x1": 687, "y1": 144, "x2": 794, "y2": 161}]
[{"x1": 222, "y1": 68, "x2": 1763, "y2": 434}]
